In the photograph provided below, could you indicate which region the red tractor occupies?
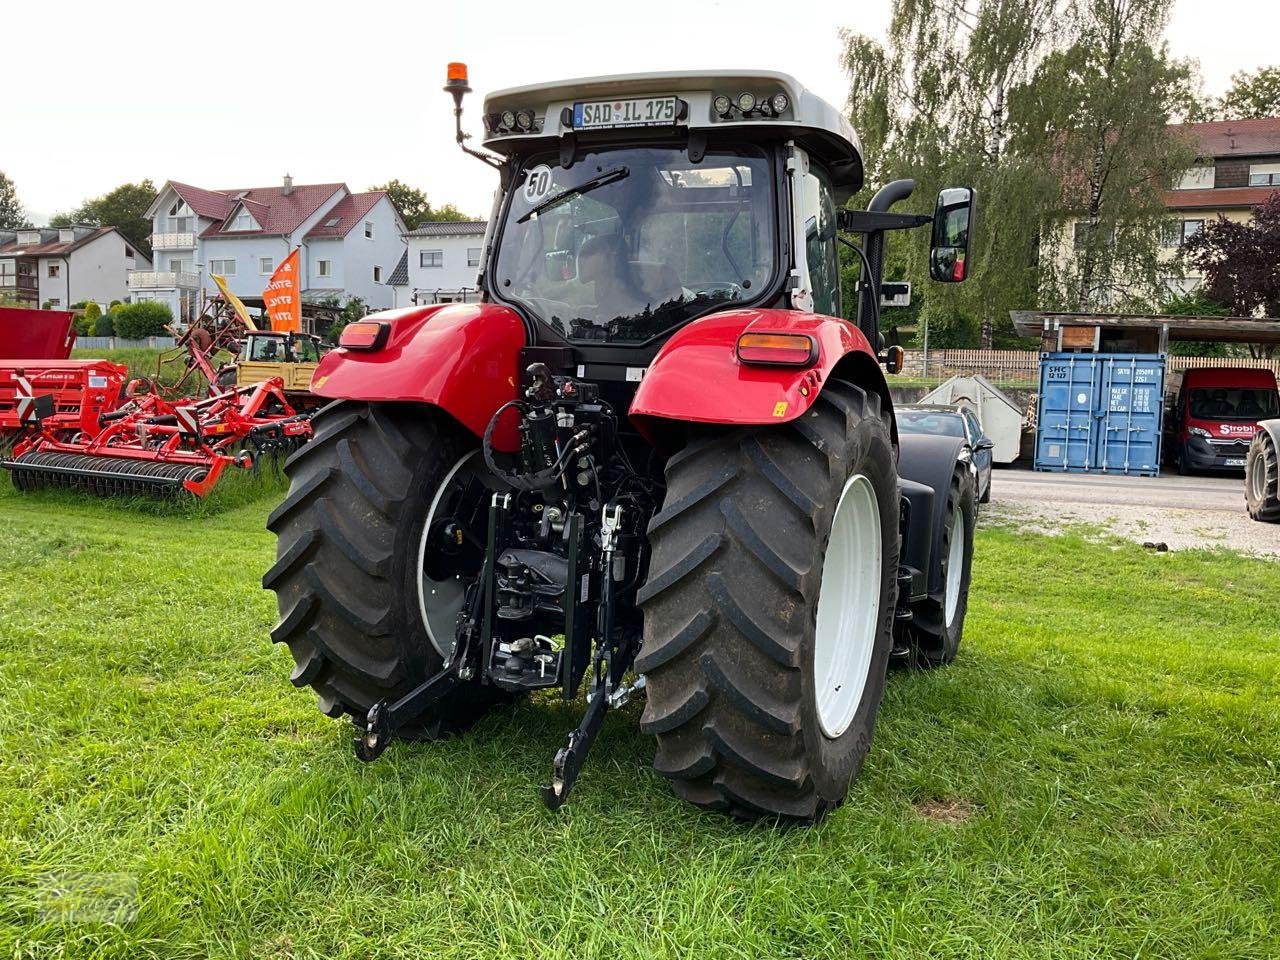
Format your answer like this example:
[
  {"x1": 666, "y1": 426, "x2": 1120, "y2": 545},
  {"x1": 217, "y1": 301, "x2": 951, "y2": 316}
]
[{"x1": 266, "y1": 66, "x2": 979, "y2": 822}]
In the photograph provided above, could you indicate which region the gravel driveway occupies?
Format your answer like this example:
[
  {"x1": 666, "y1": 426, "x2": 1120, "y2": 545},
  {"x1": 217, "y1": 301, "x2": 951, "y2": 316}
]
[{"x1": 984, "y1": 469, "x2": 1280, "y2": 557}]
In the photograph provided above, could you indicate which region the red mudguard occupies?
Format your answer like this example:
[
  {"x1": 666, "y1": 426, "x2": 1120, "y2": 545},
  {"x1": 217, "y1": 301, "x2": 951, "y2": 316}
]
[
  {"x1": 311, "y1": 303, "x2": 526, "y2": 450},
  {"x1": 629, "y1": 308, "x2": 888, "y2": 443}
]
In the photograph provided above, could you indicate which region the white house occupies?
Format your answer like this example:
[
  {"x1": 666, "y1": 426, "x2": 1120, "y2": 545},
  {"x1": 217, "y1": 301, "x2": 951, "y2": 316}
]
[
  {"x1": 390, "y1": 220, "x2": 488, "y2": 307},
  {"x1": 134, "y1": 177, "x2": 406, "y2": 325},
  {"x1": 0, "y1": 226, "x2": 149, "y2": 308}
]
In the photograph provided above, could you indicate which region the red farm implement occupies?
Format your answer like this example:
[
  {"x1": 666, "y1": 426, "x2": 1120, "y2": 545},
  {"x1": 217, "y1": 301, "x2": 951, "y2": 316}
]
[
  {"x1": 0, "y1": 360, "x2": 129, "y2": 451},
  {"x1": 2, "y1": 376, "x2": 312, "y2": 498}
]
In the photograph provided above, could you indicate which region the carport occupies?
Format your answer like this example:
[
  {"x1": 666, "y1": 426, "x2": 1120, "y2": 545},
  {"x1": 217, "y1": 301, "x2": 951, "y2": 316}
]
[{"x1": 1011, "y1": 311, "x2": 1280, "y2": 354}]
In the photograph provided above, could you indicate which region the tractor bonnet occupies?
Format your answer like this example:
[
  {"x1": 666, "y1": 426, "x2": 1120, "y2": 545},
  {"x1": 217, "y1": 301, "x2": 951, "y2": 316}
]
[{"x1": 482, "y1": 70, "x2": 864, "y2": 199}]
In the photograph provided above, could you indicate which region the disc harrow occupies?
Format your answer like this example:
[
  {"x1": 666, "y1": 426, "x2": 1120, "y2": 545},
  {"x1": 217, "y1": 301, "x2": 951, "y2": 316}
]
[{"x1": 2, "y1": 376, "x2": 312, "y2": 499}]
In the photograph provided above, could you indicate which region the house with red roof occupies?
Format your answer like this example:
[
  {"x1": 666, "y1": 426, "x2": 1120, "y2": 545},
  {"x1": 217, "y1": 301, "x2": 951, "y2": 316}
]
[
  {"x1": 134, "y1": 176, "x2": 405, "y2": 326},
  {"x1": 0, "y1": 225, "x2": 150, "y2": 309},
  {"x1": 1161, "y1": 117, "x2": 1280, "y2": 294}
]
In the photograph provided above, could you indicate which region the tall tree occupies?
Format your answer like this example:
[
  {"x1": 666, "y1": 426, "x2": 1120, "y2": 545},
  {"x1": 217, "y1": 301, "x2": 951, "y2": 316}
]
[
  {"x1": 0, "y1": 171, "x2": 31, "y2": 229},
  {"x1": 369, "y1": 179, "x2": 472, "y2": 230},
  {"x1": 1215, "y1": 66, "x2": 1280, "y2": 121},
  {"x1": 841, "y1": 0, "x2": 1062, "y2": 347},
  {"x1": 54, "y1": 180, "x2": 157, "y2": 256},
  {"x1": 1011, "y1": 0, "x2": 1197, "y2": 311},
  {"x1": 1181, "y1": 192, "x2": 1280, "y2": 356}
]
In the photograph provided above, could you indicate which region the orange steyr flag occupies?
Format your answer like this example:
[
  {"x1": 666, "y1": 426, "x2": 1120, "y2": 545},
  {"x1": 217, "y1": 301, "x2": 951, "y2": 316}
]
[{"x1": 263, "y1": 248, "x2": 301, "y2": 332}]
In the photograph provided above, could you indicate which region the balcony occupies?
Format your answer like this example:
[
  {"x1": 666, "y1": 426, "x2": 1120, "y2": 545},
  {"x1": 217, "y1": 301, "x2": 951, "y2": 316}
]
[
  {"x1": 129, "y1": 270, "x2": 200, "y2": 290},
  {"x1": 151, "y1": 232, "x2": 197, "y2": 250}
]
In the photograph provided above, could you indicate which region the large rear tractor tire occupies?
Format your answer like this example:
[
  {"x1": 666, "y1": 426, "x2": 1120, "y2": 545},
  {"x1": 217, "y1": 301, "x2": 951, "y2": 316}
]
[
  {"x1": 265, "y1": 401, "x2": 512, "y2": 736},
  {"x1": 910, "y1": 465, "x2": 977, "y2": 668},
  {"x1": 638, "y1": 381, "x2": 899, "y2": 823},
  {"x1": 1245, "y1": 427, "x2": 1280, "y2": 523}
]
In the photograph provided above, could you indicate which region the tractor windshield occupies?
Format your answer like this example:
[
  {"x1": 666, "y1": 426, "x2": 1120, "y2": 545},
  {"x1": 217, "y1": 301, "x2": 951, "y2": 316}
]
[{"x1": 492, "y1": 144, "x2": 777, "y2": 344}]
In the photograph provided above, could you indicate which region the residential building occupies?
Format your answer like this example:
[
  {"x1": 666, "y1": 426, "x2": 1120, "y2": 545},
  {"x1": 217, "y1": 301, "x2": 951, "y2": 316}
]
[
  {"x1": 0, "y1": 226, "x2": 149, "y2": 308},
  {"x1": 1049, "y1": 117, "x2": 1280, "y2": 306},
  {"x1": 390, "y1": 220, "x2": 488, "y2": 307},
  {"x1": 134, "y1": 177, "x2": 406, "y2": 326},
  {"x1": 1161, "y1": 117, "x2": 1280, "y2": 295}
]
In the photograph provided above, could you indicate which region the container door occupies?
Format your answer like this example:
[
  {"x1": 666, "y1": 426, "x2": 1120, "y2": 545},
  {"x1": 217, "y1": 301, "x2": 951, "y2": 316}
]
[
  {"x1": 1036, "y1": 354, "x2": 1099, "y2": 471},
  {"x1": 1093, "y1": 356, "x2": 1164, "y2": 475}
]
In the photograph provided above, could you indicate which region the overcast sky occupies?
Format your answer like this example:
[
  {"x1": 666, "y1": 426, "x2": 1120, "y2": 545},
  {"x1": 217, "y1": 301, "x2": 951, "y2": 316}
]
[{"x1": 4, "y1": 0, "x2": 1270, "y2": 224}]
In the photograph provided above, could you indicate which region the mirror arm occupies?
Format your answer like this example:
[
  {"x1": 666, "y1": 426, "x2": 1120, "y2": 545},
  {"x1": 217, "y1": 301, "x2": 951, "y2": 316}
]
[{"x1": 836, "y1": 210, "x2": 931, "y2": 233}]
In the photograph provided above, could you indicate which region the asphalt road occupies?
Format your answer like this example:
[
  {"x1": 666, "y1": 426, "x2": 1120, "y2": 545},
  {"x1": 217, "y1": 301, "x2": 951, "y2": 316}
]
[
  {"x1": 986, "y1": 466, "x2": 1279, "y2": 555},
  {"x1": 992, "y1": 468, "x2": 1244, "y2": 512}
]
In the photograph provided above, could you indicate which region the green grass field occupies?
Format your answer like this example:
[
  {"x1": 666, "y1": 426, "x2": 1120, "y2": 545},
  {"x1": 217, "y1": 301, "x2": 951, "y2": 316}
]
[{"x1": 0, "y1": 478, "x2": 1277, "y2": 959}]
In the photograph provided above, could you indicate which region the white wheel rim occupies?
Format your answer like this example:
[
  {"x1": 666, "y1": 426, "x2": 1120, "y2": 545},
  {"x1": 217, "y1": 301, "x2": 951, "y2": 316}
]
[
  {"x1": 813, "y1": 473, "x2": 882, "y2": 739},
  {"x1": 944, "y1": 506, "x2": 965, "y2": 628},
  {"x1": 417, "y1": 450, "x2": 497, "y2": 660}
]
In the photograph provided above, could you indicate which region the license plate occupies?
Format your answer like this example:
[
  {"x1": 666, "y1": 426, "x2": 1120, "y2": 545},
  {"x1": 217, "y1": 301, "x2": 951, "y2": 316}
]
[
  {"x1": 573, "y1": 96, "x2": 678, "y2": 130},
  {"x1": 1225, "y1": 458, "x2": 1245, "y2": 467}
]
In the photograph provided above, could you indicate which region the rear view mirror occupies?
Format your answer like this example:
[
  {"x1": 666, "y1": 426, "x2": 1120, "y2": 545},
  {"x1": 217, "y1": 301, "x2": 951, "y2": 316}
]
[
  {"x1": 975, "y1": 437, "x2": 995, "y2": 452},
  {"x1": 545, "y1": 250, "x2": 576, "y2": 283},
  {"x1": 929, "y1": 187, "x2": 974, "y2": 283}
]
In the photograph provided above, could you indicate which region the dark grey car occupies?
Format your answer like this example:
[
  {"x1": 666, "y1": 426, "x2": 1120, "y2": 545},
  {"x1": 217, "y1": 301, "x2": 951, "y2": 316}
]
[{"x1": 897, "y1": 404, "x2": 993, "y2": 504}]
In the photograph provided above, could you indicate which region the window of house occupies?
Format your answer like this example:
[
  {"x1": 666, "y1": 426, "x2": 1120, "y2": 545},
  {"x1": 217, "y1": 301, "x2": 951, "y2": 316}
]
[
  {"x1": 1162, "y1": 218, "x2": 1204, "y2": 247},
  {"x1": 467, "y1": 247, "x2": 481, "y2": 267},
  {"x1": 47, "y1": 264, "x2": 60, "y2": 278},
  {"x1": 373, "y1": 265, "x2": 383, "y2": 283},
  {"x1": 1248, "y1": 162, "x2": 1280, "y2": 187},
  {"x1": 316, "y1": 259, "x2": 332, "y2": 278},
  {"x1": 17, "y1": 231, "x2": 39, "y2": 245},
  {"x1": 171, "y1": 258, "x2": 191, "y2": 275},
  {"x1": 232, "y1": 210, "x2": 257, "y2": 231},
  {"x1": 421, "y1": 249, "x2": 444, "y2": 268},
  {"x1": 260, "y1": 257, "x2": 274, "y2": 274},
  {"x1": 1072, "y1": 221, "x2": 1116, "y2": 251},
  {"x1": 48, "y1": 298, "x2": 61, "y2": 306},
  {"x1": 210, "y1": 258, "x2": 236, "y2": 276},
  {"x1": 59, "y1": 229, "x2": 75, "y2": 243},
  {"x1": 364, "y1": 221, "x2": 374, "y2": 239},
  {"x1": 1174, "y1": 165, "x2": 1215, "y2": 190}
]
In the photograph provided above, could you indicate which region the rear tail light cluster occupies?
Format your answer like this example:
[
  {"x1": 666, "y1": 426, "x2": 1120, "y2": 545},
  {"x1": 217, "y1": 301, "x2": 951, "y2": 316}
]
[
  {"x1": 736, "y1": 332, "x2": 817, "y2": 366},
  {"x1": 339, "y1": 321, "x2": 390, "y2": 351}
]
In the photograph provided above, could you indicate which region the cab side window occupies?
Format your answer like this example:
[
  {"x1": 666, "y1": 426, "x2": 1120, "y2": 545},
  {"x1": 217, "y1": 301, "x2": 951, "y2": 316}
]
[{"x1": 802, "y1": 165, "x2": 840, "y2": 317}]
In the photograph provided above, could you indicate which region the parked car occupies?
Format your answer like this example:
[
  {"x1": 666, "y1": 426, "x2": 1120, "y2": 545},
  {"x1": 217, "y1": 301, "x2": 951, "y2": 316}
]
[
  {"x1": 898, "y1": 404, "x2": 993, "y2": 503},
  {"x1": 1165, "y1": 368, "x2": 1280, "y2": 474}
]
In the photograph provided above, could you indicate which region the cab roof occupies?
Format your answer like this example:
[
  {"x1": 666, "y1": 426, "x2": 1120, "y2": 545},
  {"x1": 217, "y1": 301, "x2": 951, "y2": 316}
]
[{"x1": 481, "y1": 70, "x2": 864, "y2": 199}]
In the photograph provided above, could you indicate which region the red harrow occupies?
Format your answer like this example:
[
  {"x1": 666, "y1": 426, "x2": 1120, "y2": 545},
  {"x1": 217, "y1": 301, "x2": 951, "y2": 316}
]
[{"x1": 2, "y1": 377, "x2": 312, "y2": 498}]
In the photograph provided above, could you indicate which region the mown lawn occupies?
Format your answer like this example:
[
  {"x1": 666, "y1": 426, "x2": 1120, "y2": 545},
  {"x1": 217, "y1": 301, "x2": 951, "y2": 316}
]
[{"x1": 0, "y1": 478, "x2": 1277, "y2": 959}]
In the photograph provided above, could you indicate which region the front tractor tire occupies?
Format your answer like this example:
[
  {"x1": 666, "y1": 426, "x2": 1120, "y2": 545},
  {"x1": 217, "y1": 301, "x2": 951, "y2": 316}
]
[
  {"x1": 638, "y1": 381, "x2": 899, "y2": 823},
  {"x1": 265, "y1": 401, "x2": 510, "y2": 736}
]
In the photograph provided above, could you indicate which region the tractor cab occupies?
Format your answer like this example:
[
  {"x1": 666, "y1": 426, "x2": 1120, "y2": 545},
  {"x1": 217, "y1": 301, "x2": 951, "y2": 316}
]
[
  {"x1": 234, "y1": 331, "x2": 328, "y2": 400},
  {"x1": 238, "y1": 330, "x2": 325, "y2": 365},
  {"x1": 480, "y1": 72, "x2": 861, "y2": 360}
]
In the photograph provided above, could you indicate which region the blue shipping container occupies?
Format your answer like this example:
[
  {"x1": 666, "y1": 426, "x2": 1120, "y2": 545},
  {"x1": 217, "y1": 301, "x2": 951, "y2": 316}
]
[{"x1": 1034, "y1": 353, "x2": 1165, "y2": 476}]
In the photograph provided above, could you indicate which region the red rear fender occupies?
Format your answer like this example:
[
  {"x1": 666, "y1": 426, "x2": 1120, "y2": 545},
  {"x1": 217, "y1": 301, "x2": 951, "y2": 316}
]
[
  {"x1": 311, "y1": 303, "x2": 526, "y2": 449},
  {"x1": 629, "y1": 308, "x2": 889, "y2": 445}
]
